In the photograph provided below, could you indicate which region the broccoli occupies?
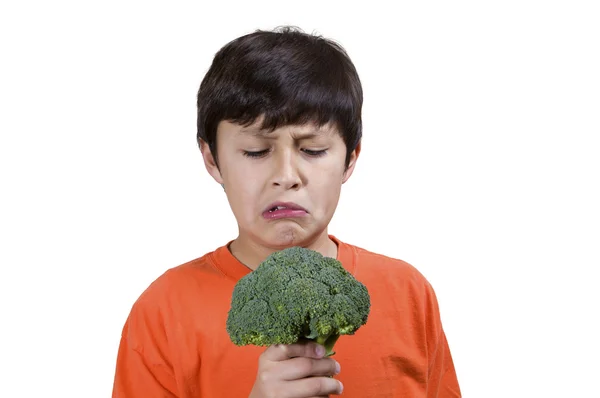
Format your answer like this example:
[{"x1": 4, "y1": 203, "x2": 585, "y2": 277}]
[{"x1": 226, "y1": 246, "x2": 370, "y2": 356}]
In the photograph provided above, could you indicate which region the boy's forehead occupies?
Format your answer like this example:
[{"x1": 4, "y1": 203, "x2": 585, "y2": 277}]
[{"x1": 234, "y1": 120, "x2": 338, "y2": 138}]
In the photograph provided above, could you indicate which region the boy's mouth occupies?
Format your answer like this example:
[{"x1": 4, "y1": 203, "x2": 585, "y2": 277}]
[{"x1": 263, "y1": 202, "x2": 308, "y2": 220}]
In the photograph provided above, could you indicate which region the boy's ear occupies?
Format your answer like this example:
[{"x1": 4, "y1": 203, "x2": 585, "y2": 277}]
[
  {"x1": 342, "y1": 140, "x2": 361, "y2": 184},
  {"x1": 199, "y1": 139, "x2": 224, "y2": 184}
]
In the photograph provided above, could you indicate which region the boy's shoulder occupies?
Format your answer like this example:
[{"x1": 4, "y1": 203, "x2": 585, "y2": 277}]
[
  {"x1": 341, "y1": 237, "x2": 427, "y2": 275},
  {"x1": 128, "y1": 250, "x2": 222, "y2": 308},
  {"x1": 338, "y1": 237, "x2": 435, "y2": 293}
]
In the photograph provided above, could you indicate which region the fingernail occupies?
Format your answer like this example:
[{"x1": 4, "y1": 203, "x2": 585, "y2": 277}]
[
  {"x1": 335, "y1": 361, "x2": 341, "y2": 374},
  {"x1": 315, "y1": 345, "x2": 325, "y2": 357},
  {"x1": 339, "y1": 381, "x2": 344, "y2": 394}
]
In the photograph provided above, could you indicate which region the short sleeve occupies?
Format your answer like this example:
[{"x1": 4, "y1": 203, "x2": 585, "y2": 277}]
[
  {"x1": 112, "y1": 311, "x2": 179, "y2": 397},
  {"x1": 424, "y1": 282, "x2": 462, "y2": 397}
]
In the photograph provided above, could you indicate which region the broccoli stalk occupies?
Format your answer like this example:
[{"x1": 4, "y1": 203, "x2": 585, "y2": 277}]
[
  {"x1": 315, "y1": 333, "x2": 340, "y2": 357},
  {"x1": 226, "y1": 246, "x2": 371, "y2": 357}
]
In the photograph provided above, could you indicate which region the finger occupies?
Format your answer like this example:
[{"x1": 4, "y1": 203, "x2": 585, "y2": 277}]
[
  {"x1": 263, "y1": 342, "x2": 326, "y2": 362},
  {"x1": 280, "y1": 357, "x2": 341, "y2": 380},
  {"x1": 286, "y1": 377, "x2": 344, "y2": 398}
]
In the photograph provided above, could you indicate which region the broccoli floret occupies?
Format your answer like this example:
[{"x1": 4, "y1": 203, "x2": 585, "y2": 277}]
[{"x1": 226, "y1": 246, "x2": 370, "y2": 356}]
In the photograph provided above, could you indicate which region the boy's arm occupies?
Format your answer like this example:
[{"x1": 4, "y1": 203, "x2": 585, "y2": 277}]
[
  {"x1": 424, "y1": 282, "x2": 462, "y2": 398},
  {"x1": 112, "y1": 318, "x2": 178, "y2": 397}
]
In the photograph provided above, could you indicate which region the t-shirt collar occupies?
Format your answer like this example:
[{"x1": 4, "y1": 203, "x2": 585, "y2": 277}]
[{"x1": 210, "y1": 234, "x2": 355, "y2": 281}]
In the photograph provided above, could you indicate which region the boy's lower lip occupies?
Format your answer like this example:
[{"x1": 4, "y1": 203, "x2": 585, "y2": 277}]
[{"x1": 262, "y1": 209, "x2": 308, "y2": 220}]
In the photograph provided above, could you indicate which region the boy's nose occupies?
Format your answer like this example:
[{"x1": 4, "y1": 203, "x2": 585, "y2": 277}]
[
  {"x1": 272, "y1": 153, "x2": 302, "y2": 190},
  {"x1": 273, "y1": 177, "x2": 301, "y2": 190}
]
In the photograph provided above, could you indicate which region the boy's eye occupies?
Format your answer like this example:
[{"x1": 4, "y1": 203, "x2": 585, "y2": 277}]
[
  {"x1": 302, "y1": 149, "x2": 328, "y2": 157},
  {"x1": 243, "y1": 149, "x2": 270, "y2": 158},
  {"x1": 243, "y1": 148, "x2": 328, "y2": 158}
]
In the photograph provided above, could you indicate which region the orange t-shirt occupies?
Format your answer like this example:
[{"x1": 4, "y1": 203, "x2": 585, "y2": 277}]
[{"x1": 112, "y1": 235, "x2": 461, "y2": 397}]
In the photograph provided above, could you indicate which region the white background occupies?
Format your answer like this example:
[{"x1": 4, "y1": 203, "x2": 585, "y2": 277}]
[{"x1": 1, "y1": 1, "x2": 599, "y2": 397}]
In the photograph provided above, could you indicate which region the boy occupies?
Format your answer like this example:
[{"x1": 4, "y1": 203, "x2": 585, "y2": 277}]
[{"x1": 112, "y1": 26, "x2": 461, "y2": 397}]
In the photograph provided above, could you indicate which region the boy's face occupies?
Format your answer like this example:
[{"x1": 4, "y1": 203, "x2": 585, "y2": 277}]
[{"x1": 200, "y1": 118, "x2": 359, "y2": 250}]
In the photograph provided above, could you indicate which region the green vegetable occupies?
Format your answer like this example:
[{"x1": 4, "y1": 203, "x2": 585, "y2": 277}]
[{"x1": 226, "y1": 246, "x2": 371, "y2": 356}]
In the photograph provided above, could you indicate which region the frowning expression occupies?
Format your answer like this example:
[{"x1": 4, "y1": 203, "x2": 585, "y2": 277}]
[{"x1": 201, "y1": 118, "x2": 359, "y2": 249}]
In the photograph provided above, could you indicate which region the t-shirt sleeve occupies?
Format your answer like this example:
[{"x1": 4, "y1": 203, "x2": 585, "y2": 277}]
[
  {"x1": 112, "y1": 308, "x2": 179, "y2": 397},
  {"x1": 424, "y1": 282, "x2": 462, "y2": 398}
]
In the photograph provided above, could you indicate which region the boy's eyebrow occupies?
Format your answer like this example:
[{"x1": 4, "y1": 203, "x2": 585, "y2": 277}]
[{"x1": 239, "y1": 128, "x2": 323, "y2": 140}]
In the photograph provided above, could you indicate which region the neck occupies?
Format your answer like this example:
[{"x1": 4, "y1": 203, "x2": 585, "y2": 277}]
[{"x1": 229, "y1": 230, "x2": 338, "y2": 270}]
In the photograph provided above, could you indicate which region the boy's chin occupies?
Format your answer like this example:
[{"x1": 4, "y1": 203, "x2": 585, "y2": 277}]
[{"x1": 256, "y1": 225, "x2": 323, "y2": 249}]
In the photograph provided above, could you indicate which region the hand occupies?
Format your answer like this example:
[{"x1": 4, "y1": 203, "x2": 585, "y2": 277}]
[{"x1": 248, "y1": 342, "x2": 343, "y2": 398}]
